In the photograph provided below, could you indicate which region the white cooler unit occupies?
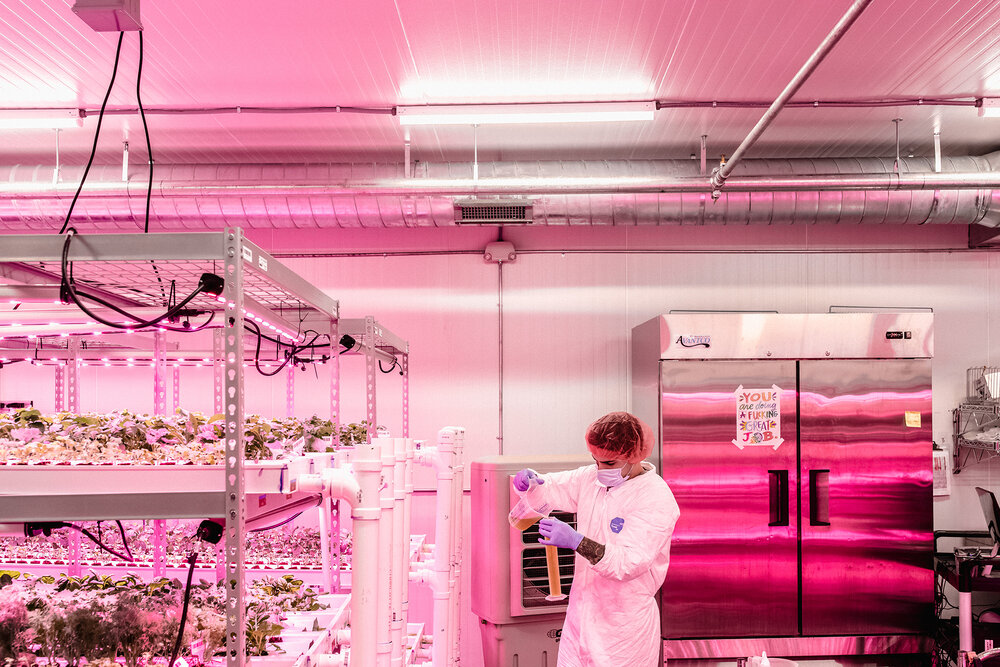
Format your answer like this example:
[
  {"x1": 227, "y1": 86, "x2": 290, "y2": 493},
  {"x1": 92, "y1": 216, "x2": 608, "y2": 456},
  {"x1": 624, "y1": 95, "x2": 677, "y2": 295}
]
[{"x1": 471, "y1": 455, "x2": 591, "y2": 667}]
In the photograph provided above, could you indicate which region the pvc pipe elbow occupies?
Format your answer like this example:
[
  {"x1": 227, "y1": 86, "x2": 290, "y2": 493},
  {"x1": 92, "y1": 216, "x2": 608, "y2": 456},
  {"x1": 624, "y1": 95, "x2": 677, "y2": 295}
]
[
  {"x1": 323, "y1": 468, "x2": 361, "y2": 507},
  {"x1": 296, "y1": 474, "x2": 324, "y2": 494}
]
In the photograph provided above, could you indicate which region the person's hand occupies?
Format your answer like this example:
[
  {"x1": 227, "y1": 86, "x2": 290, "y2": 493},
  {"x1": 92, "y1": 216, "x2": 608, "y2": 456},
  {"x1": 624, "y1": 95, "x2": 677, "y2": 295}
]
[
  {"x1": 513, "y1": 468, "x2": 544, "y2": 493},
  {"x1": 538, "y1": 517, "x2": 583, "y2": 550}
]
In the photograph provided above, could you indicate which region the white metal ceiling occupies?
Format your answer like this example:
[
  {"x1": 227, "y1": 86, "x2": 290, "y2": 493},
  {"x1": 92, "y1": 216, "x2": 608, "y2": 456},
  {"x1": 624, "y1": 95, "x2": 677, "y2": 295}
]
[{"x1": 2, "y1": 0, "x2": 1000, "y2": 167}]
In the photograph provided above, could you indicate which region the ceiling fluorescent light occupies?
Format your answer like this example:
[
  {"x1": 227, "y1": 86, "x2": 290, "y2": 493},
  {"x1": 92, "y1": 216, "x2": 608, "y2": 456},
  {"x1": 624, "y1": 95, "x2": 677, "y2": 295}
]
[
  {"x1": 396, "y1": 102, "x2": 655, "y2": 126},
  {"x1": 0, "y1": 109, "x2": 83, "y2": 130},
  {"x1": 979, "y1": 98, "x2": 1000, "y2": 118}
]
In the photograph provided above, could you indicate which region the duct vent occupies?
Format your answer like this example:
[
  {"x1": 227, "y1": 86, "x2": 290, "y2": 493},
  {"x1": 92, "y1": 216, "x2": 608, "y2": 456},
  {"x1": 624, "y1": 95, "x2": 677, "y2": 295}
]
[{"x1": 454, "y1": 199, "x2": 533, "y2": 225}]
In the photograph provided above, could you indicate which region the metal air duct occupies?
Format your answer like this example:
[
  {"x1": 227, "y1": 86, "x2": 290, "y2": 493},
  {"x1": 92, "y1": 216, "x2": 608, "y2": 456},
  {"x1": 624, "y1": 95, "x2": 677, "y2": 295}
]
[{"x1": 1, "y1": 153, "x2": 998, "y2": 229}]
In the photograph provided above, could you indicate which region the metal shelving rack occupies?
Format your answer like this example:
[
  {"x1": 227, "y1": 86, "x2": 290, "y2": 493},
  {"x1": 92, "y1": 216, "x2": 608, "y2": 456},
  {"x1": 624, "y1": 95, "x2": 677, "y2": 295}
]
[
  {"x1": 953, "y1": 366, "x2": 1000, "y2": 473},
  {"x1": 0, "y1": 229, "x2": 339, "y2": 667},
  {"x1": 340, "y1": 316, "x2": 410, "y2": 441}
]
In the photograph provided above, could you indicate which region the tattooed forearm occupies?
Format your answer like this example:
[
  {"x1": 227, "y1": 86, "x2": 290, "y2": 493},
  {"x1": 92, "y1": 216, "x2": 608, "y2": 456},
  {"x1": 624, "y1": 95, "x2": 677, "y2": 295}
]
[{"x1": 575, "y1": 537, "x2": 605, "y2": 565}]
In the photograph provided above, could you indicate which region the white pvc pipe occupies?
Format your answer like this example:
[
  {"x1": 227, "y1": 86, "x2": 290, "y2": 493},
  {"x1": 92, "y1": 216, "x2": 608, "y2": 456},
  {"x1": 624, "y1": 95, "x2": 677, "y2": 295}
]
[
  {"x1": 391, "y1": 438, "x2": 407, "y2": 667},
  {"x1": 449, "y1": 428, "x2": 465, "y2": 666},
  {"x1": 403, "y1": 439, "x2": 417, "y2": 630},
  {"x1": 377, "y1": 438, "x2": 396, "y2": 667},
  {"x1": 350, "y1": 441, "x2": 383, "y2": 667},
  {"x1": 432, "y1": 428, "x2": 457, "y2": 667}
]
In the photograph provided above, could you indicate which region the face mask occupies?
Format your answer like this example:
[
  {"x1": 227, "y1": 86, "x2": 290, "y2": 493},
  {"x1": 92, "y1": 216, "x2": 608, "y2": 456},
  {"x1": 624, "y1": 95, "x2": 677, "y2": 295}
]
[{"x1": 597, "y1": 464, "x2": 631, "y2": 488}]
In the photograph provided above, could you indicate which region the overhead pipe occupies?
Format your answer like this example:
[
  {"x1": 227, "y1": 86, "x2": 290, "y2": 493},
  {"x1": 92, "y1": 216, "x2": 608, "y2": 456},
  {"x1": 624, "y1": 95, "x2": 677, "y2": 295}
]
[
  {"x1": 710, "y1": 0, "x2": 874, "y2": 192},
  {"x1": 3, "y1": 155, "x2": 1000, "y2": 227}
]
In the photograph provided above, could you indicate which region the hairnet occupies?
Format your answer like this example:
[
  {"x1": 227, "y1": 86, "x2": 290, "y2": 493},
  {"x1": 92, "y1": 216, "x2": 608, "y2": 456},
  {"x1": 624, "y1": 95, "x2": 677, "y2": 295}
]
[{"x1": 585, "y1": 411, "x2": 654, "y2": 463}]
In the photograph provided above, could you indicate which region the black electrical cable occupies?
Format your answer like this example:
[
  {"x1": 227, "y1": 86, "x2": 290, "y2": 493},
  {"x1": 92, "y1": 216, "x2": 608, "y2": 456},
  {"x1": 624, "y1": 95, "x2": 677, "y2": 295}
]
[
  {"x1": 167, "y1": 552, "x2": 197, "y2": 667},
  {"x1": 43, "y1": 523, "x2": 134, "y2": 562},
  {"x1": 245, "y1": 319, "x2": 324, "y2": 377},
  {"x1": 58, "y1": 32, "x2": 125, "y2": 236},
  {"x1": 136, "y1": 30, "x2": 153, "y2": 234},
  {"x1": 115, "y1": 519, "x2": 134, "y2": 561},
  {"x1": 61, "y1": 230, "x2": 218, "y2": 332},
  {"x1": 378, "y1": 358, "x2": 399, "y2": 373}
]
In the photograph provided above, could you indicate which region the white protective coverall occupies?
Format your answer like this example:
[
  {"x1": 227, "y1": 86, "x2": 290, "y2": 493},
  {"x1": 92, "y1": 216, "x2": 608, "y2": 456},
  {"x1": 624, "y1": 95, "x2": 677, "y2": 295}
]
[{"x1": 538, "y1": 461, "x2": 680, "y2": 667}]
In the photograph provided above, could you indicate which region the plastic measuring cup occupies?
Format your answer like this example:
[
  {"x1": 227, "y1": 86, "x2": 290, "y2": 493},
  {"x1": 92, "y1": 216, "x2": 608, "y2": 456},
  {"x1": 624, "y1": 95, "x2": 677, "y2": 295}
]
[{"x1": 508, "y1": 476, "x2": 567, "y2": 602}]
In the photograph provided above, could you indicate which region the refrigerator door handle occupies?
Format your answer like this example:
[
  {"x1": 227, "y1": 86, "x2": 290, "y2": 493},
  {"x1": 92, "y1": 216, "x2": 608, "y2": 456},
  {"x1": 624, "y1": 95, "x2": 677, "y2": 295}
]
[
  {"x1": 809, "y1": 469, "x2": 831, "y2": 526},
  {"x1": 768, "y1": 470, "x2": 789, "y2": 526}
]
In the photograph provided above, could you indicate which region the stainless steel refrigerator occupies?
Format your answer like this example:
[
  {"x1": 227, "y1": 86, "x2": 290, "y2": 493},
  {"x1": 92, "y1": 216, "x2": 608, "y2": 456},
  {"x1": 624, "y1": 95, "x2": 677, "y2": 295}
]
[{"x1": 631, "y1": 313, "x2": 934, "y2": 659}]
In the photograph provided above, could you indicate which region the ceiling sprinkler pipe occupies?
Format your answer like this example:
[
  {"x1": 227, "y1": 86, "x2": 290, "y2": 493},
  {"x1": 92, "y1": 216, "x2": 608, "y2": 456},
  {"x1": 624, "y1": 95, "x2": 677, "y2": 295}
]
[{"x1": 711, "y1": 0, "x2": 874, "y2": 191}]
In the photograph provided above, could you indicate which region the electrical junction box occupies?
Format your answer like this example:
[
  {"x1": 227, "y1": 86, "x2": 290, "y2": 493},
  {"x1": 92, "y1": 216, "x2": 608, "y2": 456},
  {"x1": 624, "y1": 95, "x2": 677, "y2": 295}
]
[
  {"x1": 484, "y1": 241, "x2": 516, "y2": 264},
  {"x1": 72, "y1": 0, "x2": 142, "y2": 31}
]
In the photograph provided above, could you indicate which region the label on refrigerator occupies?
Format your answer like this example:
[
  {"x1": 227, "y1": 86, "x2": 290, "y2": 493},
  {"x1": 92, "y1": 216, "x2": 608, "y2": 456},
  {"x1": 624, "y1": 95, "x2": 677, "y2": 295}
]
[{"x1": 734, "y1": 385, "x2": 783, "y2": 450}]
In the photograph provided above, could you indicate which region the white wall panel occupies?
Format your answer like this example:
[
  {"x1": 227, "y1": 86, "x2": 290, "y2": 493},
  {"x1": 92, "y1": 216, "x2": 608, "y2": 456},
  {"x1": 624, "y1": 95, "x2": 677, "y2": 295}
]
[{"x1": 283, "y1": 253, "x2": 500, "y2": 491}]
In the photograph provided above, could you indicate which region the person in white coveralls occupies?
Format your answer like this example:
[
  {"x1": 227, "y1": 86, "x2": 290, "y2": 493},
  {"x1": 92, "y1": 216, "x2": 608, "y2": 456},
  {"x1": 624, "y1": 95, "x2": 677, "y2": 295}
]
[{"x1": 513, "y1": 411, "x2": 680, "y2": 667}]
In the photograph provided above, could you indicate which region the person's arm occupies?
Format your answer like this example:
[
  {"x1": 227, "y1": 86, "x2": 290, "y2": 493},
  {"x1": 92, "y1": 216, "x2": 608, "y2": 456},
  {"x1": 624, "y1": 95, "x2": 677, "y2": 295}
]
[{"x1": 575, "y1": 536, "x2": 605, "y2": 565}]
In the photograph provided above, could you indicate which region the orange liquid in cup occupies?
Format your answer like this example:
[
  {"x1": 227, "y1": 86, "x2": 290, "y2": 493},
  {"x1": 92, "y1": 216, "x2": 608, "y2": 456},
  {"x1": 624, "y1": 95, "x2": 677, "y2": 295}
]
[{"x1": 511, "y1": 515, "x2": 542, "y2": 531}]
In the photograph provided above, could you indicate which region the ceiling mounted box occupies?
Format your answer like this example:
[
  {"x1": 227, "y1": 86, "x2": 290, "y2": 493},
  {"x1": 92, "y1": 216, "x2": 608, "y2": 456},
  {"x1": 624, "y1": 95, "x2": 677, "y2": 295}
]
[
  {"x1": 454, "y1": 199, "x2": 533, "y2": 225},
  {"x1": 72, "y1": 0, "x2": 142, "y2": 31}
]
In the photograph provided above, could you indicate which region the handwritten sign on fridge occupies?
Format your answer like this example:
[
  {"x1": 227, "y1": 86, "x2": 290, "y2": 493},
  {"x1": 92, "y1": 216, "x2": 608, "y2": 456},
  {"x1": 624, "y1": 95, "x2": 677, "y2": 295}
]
[{"x1": 733, "y1": 385, "x2": 784, "y2": 450}]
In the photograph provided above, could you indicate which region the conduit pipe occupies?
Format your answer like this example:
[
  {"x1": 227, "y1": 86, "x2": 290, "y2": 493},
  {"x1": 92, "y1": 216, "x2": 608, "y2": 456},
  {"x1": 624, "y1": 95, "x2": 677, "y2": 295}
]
[
  {"x1": 3, "y1": 155, "x2": 1000, "y2": 227},
  {"x1": 410, "y1": 428, "x2": 459, "y2": 667},
  {"x1": 711, "y1": 0, "x2": 874, "y2": 191},
  {"x1": 391, "y1": 438, "x2": 409, "y2": 667},
  {"x1": 376, "y1": 438, "x2": 397, "y2": 667}
]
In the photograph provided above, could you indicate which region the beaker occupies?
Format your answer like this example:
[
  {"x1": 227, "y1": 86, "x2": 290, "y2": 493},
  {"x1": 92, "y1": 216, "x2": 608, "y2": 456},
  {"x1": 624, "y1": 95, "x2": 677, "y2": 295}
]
[{"x1": 508, "y1": 494, "x2": 545, "y2": 531}]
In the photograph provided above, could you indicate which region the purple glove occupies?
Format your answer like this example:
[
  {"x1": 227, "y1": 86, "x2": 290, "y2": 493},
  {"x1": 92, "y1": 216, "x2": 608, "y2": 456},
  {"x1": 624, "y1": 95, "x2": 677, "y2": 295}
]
[
  {"x1": 513, "y1": 468, "x2": 544, "y2": 493},
  {"x1": 538, "y1": 517, "x2": 583, "y2": 550}
]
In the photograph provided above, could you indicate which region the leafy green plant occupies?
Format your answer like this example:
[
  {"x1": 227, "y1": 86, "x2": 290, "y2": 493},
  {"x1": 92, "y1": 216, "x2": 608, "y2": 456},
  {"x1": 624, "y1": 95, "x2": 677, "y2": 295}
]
[
  {"x1": 244, "y1": 604, "x2": 283, "y2": 656},
  {"x1": 0, "y1": 589, "x2": 29, "y2": 661},
  {"x1": 108, "y1": 594, "x2": 155, "y2": 667},
  {"x1": 338, "y1": 421, "x2": 370, "y2": 448},
  {"x1": 58, "y1": 604, "x2": 109, "y2": 667},
  {"x1": 28, "y1": 606, "x2": 61, "y2": 667}
]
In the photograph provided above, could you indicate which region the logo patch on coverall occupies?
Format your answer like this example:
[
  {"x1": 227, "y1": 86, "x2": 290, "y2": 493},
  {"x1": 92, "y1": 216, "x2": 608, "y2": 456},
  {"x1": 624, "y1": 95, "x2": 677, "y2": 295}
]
[{"x1": 610, "y1": 517, "x2": 625, "y2": 533}]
